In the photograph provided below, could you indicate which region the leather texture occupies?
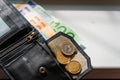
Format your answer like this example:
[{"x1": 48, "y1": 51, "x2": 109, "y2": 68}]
[
  {"x1": 2, "y1": 35, "x2": 71, "y2": 80},
  {"x1": 0, "y1": 0, "x2": 32, "y2": 45},
  {"x1": 0, "y1": 0, "x2": 72, "y2": 80}
]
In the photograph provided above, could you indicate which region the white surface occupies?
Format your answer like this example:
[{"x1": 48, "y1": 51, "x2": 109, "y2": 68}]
[{"x1": 44, "y1": 5, "x2": 120, "y2": 68}]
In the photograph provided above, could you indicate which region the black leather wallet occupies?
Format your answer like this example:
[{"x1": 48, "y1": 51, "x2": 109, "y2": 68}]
[{"x1": 0, "y1": 0, "x2": 92, "y2": 80}]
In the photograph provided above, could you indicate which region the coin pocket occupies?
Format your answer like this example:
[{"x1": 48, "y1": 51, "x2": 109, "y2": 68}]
[{"x1": 47, "y1": 32, "x2": 92, "y2": 79}]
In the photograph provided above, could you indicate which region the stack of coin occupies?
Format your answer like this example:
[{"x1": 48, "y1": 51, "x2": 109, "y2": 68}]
[
  {"x1": 56, "y1": 41, "x2": 76, "y2": 64},
  {"x1": 48, "y1": 36, "x2": 82, "y2": 78},
  {"x1": 57, "y1": 41, "x2": 82, "y2": 75}
]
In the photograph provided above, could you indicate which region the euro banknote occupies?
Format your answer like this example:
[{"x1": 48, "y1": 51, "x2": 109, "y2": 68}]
[{"x1": 10, "y1": 0, "x2": 84, "y2": 47}]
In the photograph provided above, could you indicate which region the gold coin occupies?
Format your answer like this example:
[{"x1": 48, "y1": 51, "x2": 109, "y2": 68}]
[
  {"x1": 61, "y1": 42, "x2": 76, "y2": 56},
  {"x1": 56, "y1": 52, "x2": 71, "y2": 65},
  {"x1": 65, "y1": 61, "x2": 82, "y2": 75}
]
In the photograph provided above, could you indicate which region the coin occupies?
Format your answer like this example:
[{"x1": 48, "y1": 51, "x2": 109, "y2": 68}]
[
  {"x1": 56, "y1": 51, "x2": 71, "y2": 65},
  {"x1": 65, "y1": 61, "x2": 82, "y2": 75},
  {"x1": 61, "y1": 42, "x2": 76, "y2": 56}
]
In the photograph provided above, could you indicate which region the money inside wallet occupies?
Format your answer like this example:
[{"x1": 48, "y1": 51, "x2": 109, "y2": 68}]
[
  {"x1": 47, "y1": 32, "x2": 92, "y2": 79},
  {"x1": 0, "y1": 0, "x2": 92, "y2": 80}
]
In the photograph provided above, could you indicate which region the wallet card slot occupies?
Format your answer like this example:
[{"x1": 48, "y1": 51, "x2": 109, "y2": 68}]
[
  {"x1": 0, "y1": 29, "x2": 38, "y2": 58},
  {"x1": 1, "y1": 42, "x2": 35, "y2": 66},
  {"x1": 0, "y1": 27, "x2": 32, "y2": 52},
  {"x1": 0, "y1": 30, "x2": 39, "y2": 66},
  {"x1": 0, "y1": 0, "x2": 34, "y2": 45}
]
